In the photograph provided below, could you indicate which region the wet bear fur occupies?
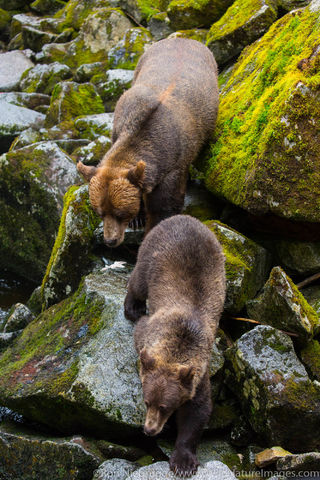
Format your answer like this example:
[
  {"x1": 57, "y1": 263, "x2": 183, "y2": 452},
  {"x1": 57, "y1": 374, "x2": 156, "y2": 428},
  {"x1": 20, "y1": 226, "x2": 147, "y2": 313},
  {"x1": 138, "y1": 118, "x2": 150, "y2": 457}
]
[
  {"x1": 77, "y1": 37, "x2": 219, "y2": 247},
  {"x1": 124, "y1": 215, "x2": 226, "y2": 477}
]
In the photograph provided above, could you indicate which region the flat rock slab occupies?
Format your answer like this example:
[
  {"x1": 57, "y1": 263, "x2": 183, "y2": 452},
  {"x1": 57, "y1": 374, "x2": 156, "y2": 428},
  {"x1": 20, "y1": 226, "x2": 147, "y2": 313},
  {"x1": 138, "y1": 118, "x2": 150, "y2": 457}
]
[
  {"x1": 277, "y1": 452, "x2": 320, "y2": 473},
  {"x1": 127, "y1": 461, "x2": 237, "y2": 480},
  {"x1": 92, "y1": 458, "x2": 139, "y2": 480},
  {"x1": 0, "y1": 51, "x2": 34, "y2": 91}
]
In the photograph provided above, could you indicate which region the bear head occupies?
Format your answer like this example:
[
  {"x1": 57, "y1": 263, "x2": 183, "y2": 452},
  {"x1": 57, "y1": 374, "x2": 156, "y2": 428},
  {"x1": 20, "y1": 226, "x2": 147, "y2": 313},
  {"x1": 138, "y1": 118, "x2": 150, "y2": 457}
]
[
  {"x1": 139, "y1": 347, "x2": 196, "y2": 437},
  {"x1": 77, "y1": 160, "x2": 145, "y2": 247}
]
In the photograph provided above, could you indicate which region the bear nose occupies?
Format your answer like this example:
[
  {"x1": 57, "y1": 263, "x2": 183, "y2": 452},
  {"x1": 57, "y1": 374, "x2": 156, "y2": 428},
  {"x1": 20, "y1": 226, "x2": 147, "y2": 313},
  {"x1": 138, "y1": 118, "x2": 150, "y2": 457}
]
[
  {"x1": 144, "y1": 426, "x2": 157, "y2": 436},
  {"x1": 104, "y1": 238, "x2": 118, "y2": 247}
]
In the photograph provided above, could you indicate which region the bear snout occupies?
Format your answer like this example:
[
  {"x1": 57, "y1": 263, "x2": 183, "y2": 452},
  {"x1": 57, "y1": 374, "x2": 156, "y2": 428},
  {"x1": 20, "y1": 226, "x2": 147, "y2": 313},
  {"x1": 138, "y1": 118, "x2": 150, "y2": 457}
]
[
  {"x1": 144, "y1": 425, "x2": 157, "y2": 436},
  {"x1": 104, "y1": 238, "x2": 118, "y2": 247}
]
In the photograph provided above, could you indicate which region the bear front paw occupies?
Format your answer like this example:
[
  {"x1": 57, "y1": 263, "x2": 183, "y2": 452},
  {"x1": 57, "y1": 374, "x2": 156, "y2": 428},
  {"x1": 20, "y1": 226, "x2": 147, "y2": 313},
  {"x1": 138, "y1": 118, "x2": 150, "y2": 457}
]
[
  {"x1": 169, "y1": 448, "x2": 199, "y2": 478},
  {"x1": 124, "y1": 296, "x2": 146, "y2": 322}
]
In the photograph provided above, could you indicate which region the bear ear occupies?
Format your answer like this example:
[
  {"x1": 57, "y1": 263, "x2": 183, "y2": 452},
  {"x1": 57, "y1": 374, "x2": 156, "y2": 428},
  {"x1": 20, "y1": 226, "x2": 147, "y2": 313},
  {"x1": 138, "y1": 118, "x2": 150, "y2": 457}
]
[
  {"x1": 77, "y1": 161, "x2": 97, "y2": 182},
  {"x1": 127, "y1": 161, "x2": 145, "y2": 189},
  {"x1": 179, "y1": 365, "x2": 195, "y2": 388},
  {"x1": 140, "y1": 348, "x2": 155, "y2": 371}
]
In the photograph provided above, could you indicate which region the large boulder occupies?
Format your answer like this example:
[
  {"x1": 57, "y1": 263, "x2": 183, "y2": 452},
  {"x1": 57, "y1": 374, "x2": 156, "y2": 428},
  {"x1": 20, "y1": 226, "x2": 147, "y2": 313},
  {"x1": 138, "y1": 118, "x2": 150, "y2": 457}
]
[
  {"x1": 202, "y1": 2, "x2": 320, "y2": 223},
  {"x1": 207, "y1": 0, "x2": 277, "y2": 65},
  {"x1": 226, "y1": 325, "x2": 320, "y2": 451},
  {"x1": 0, "y1": 50, "x2": 34, "y2": 91},
  {"x1": 205, "y1": 221, "x2": 270, "y2": 313},
  {"x1": 167, "y1": 0, "x2": 233, "y2": 30},
  {"x1": 0, "y1": 142, "x2": 81, "y2": 282},
  {"x1": 127, "y1": 461, "x2": 237, "y2": 480},
  {"x1": 92, "y1": 458, "x2": 139, "y2": 480},
  {"x1": 247, "y1": 266, "x2": 320, "y2": 343},
  {"x1": 20, "y1": 62, "x2": 72, "y2": 95},
  {"x1": 0, "y1": 270, "x2": 145, "y2": 437},
  {"x1": 273, "y1": 239, "x2": 320, "y2": 275},
  {"x1": 40, "y1": 185, "x2": 101, "y2": 309},
  {"x1": 0, "y1": 421, "x2": 104, "y2": 480}
]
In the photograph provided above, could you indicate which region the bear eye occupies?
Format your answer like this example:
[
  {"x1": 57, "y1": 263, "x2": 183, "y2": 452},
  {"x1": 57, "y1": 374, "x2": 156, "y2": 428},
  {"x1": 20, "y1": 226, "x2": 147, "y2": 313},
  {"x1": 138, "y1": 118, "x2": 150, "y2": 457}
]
[{"x1": 159, "y1": 405, "x2": 167, "y2": 414}]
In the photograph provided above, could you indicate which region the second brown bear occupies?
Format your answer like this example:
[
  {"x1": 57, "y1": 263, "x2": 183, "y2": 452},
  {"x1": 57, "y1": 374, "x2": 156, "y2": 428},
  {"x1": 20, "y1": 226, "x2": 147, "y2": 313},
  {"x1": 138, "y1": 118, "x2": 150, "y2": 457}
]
[
  {"x1": 124, "y1": 215, "x2": 226, "y2": 477},
  {"x1": 77, "y1": 38, "x2": 219, "y2": 247}
]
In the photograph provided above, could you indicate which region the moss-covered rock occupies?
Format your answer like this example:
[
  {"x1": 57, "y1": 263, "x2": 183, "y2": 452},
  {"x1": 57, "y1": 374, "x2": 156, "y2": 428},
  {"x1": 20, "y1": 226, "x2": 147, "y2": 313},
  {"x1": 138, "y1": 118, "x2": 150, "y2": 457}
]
[
  {"x1": 41, "y1": 185, "x2": 101, "y2": 309},
  {"x1": 45, "y1": 81, "x2": 104, "y2": 128},
  {"x1": 147, "y1": 12, "x2": 173, "y2": 41},
  {"x1": 74, "y1": 113, "x2": 114, "y2": 140},
  {"x1": 40, "y1": 9, "x2": 133, "y2": 71},
  {"x1": 20, "y1": 63, "x2": 72, "y2": 95},
  {"x1": 301, "y1": 339, "x2": 320, "y2": 382},
  {"x1": 3, "y1": 303, "x2": 34, "y2": 333},
  {"x1": 22, "y1": 26, "x2": 58, "y2": 52},
  {"x1": 226, "y1": 325, "x2": 320, "y2": 451},
  {"x1": 167, "y1": 0, "x2": 233, "y2": 30},
  {"x1": 91, "y1": 69, "x2": 134, "y2": 111},
  {"x1": 107, "y1": 27, "x2": 153, "y2": 70},
  {"x1": 0, "y1": 142, "x2": 80, "y2": 282},
  {"x1": 0, "y1": 421, "x2": 104, "y2": 480},
  {"x1": 30, "y1": 0, "x2": 67, "y2": 15},
  {"x1": 93, "y1": 459, "x2": 139, "y2": 480},
  {"x1": 205, "y1": 221, "x2": 271, "y2": 313},
  {"x1": 72, "y1": 136, "x2": 112, "y2": 165},
  {"x1": 53, "y1": 0, "x2": 110, "y2": 32},
  {"x1": 255, "y1": 447, "x2": 292, "y2": 468},
  {"x1": 0, "y1": 8, "x2": 11, "y2": 32},
  {"x1": 206, "y1": 0, "x2": 277, "y2": 65},
  {"x1": 74, "y1": 61, "x2": 106, "y2": 83},
  {"x1": 168, "y1": 28, "x2": 208, "y2": 44},
  {"x1": 112, "y1": 0, "x2": 170, "y2": 23},
  {"x1": 202, "y1": 3, "x2": 320, "y2": 223},
  {"x1": 277, "y1": 452, "x2": 320, "y2": 473},
  {"x1": 0, "y1": 270, "x2": 145, "y2": 437},
  {"x1": 274, "y1": 239, "x2": 320, "y2": 275},
  {"x1": 247, "y1": 266, "x2": 320, "y2": 342},
  {"x1": 0, "y1": 0, "x2": 32, "y2": 8}
]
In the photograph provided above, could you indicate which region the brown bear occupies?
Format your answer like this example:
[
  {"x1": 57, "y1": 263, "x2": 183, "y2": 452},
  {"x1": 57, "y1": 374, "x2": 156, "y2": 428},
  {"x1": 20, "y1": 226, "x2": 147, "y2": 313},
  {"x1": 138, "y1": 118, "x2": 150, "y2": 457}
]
[
  {"x1": 124, "y1": 215, "x2": 226, "y2": 477},
  {"x1": 77, "y1": 37, "x2": 219, "y2": 247}
]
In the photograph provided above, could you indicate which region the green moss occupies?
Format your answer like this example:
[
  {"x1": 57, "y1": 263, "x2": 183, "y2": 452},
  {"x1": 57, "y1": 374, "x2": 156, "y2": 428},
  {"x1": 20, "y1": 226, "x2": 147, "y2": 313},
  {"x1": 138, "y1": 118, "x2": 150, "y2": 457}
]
[
  {"x1": 167, "y1": 0, "x2": 233, "y2": 29},
  {"x1": 54, "y1": 0, "x2": 98, "y2": 32},
  {"x1": 0, "y1": 8, "x2": 11, "y2": 30},
  {"x1": 203, "y1": 7, "x2": 320, "y2": 221},
  {"x1": 169, "y1": 28, "x2": 208, "y2": 43},
  {"x1": 136, "y1": 0, "x2": 169, "y2": 20},
  {"x1": 283, "y1": 376, "x2": 320, "y2": 410},
  {"x1": 108, "y1": 28, "x2": 152, "y2": 70},
  {"x1": 301, "y1": 340, "x2": 320, "y2": 381}
]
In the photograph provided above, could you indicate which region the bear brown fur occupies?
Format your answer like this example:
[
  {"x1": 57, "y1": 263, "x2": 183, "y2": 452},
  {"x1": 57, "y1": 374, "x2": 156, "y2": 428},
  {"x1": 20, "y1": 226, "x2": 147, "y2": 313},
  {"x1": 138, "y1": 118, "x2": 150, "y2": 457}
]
[
  {"x1": 124, "y1": 215, "x2": 226, "y2": 477},
  {"x1": 77, "y1": 37, "x2": 219, "y2": 247}
]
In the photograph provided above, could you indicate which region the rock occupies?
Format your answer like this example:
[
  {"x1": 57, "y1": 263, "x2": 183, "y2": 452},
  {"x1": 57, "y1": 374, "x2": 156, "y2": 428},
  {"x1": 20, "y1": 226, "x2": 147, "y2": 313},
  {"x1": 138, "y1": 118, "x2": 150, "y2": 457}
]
[
  {"x1": 21, "y1": 26, "x2": 58, "y2": 52},
  {"x1": 168, "y1": 28, "x2": 208, "y2": 44},
  {"x1": 40, "y1": 185, "x2": 101, "y2": 309},
  {"x1": 107, "y1": 27, "x2": 153, "y2": 70},
  {"x1": 74, "y1": 62, "x2": 105, "y2": 82},
  {"x1": 167, "y1": 0, "x2": 233, "y2": 30},
  {"x1": 255, "y1": 447, "x2": 292, "y2": 468},
  {"x1": 279, "y1": 0, "x2": 311, "y2": 10},
  {"x1": 92, "y1": 458, "x2": 139, "y2": 480},
  {"x1": 30, "y1": 0, "x2": 67, "y2": 14},
  {"x1": 301, "y1": 339, "x2": 320, "y2": 382},
  {"x1": 247, "y1": 266, "x2": 319, "y2": 342},
  {"x1": 53, "y1": 0, "x2": 112, "y2": 33},
  {"x1": 91, "y1": 68, "x2": 134, "y2": 111},
  {"x1": 0, "y1": 331, "x2": 21, "y2": 351},
  {"x1": 183, "y1": 182, "x2": 221, "y2": 221},
  {"x1": 0, "y1": 0, "x2": 32, "y2": 8},
  {"x1": 20, "y1": 62, "x2": 72, "y2": 95},
  {"x1": 45, "y1": 81, "x2": 104, "y2": 128},
  {"x1": 226, "y1": 325, "x2": 320, "y2": 451},
  {"x1": 72, "y1": 136, "x2": 112, "y2": 165},
  {"x1": 94, "y1": 440, "x2": 145, "y2": 462},
  {"x1": 0, "y1": 8, "x2": 11, "y2": 33},
  {"x1": 3, "y1": 303, "x2": 34, "y2": 333},
  {"x1": 147, "y1": 13, "x2": 173, "y2": 41},
  {"x1": 0, "y1": 142, "x2": 81, "y2": 282},
  {"x1": 10, "y1": 14, "x2": 44, "y2": 38},
  {"x1": 127, "y1": 461, "x2": 237, "y2": 480},
  {"x1": 0, "y1": 97, "x2": 45, "y2": 154},
  {"x1": 0, "y1": 270, "x2": 145, "y2": 436},
  {"x1": 0, "y1": 421, "x2": 104, "y2": 480},
  {"x1": 207, "y1": 0, "x2": 277, "y2": 65},
  {"x1": 40, "y1": 8, "x2": 133, "y2": 70},
  {"x1": 74, "y1": 113, "x2": 114, "y2": 140},
  {"x1": 274, "y1": 239, "x2": 320, "y2": 275},
  {"x1": 0, "y1": 50, "x2": 34, "y2": 91},
  {"x1": 301, "y1": 285, "x2": 320, "y2": 316},
  {"x1": 277, "y1": 452, "x2": 320, "y2": 473},
  {"x1": 205, "y1": 221, "x2": 270, "y2": 313},
  {"x1": 202, "y1": 4, "x2": 320, "y2": 223}
]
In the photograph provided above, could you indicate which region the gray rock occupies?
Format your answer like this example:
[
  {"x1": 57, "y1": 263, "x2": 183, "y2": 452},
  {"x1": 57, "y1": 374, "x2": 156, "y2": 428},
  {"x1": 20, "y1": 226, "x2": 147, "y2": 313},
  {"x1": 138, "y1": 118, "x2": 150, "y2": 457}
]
[
  {"x1": 226, "y1": 325, "x2": 320, "y2": 451},
  {"x1": 127, "y1": 461, "x2": 237, "y2": 480},
  {"x1": 92, "y1": 458, "x2": 139, "y2": 480},
  {"x1": 0, "y1": 92, "x2": 50, "y2": 111},
  {"x1": 274, "y1": 239, "x2": 320, "y2": 275},
  {"x1": 75, "y1": 113, "x2": 114, "y2": 140},
  {"x1": 0, "y1": 270, "x2": 145, "y2": 436},
  {"x1": 278, "y1": 0, "x2": 311, "y2": 10},
  {"x1": 148, "y1": 13, "x2": 173, "y2": 41},
  {"x1": 0, "y1": 421, "x2": 104, "y2": 480},
  {"x1": 30, "y1": 0, "x2": 67, "y2": 14},
  {"x1": 22, "y1": 26, "x2": 58, "y2": 52},
  {"x1": 20, "y1": 62, "x2": 72, "y2": 95},
  {"x1": 247, "y1": 266, "x2": 320, "y2": 342},
  {"x1": 0, "y1": 331, "x2": 21, "y2": 351},
  {"x1": 107, "y1": 27, "x2": 153, "y2": 70},
  {"x1": 72, "y1": 136, "x2": 112, "y2": 165},
  {"x1": 74, "y1": 62, "x2": 105, "y2": 83},
  {"x1": 93, "y1": 68, "x2": 134, "y2": 111},
  {"x1": 277, "y1": 452, "x2": 320, "y2": 472},
  {"x1": 3, "y1": 303, "x2": 34, "y2": 333},
  {"x1": 10, "y1": 13, "x2": 43, "y2": 37}
]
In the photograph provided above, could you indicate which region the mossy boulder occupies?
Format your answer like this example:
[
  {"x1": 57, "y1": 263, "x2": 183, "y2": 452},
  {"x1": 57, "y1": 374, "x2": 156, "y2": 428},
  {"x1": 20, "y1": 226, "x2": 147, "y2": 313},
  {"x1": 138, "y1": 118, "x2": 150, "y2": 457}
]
[
  {"x1": 226, "y1": 325, "x2": 320, "y2": 451},
  {"x1": 167, "y1": 0, "x2": 233, "y2": 30},
  {"x1": 0, "y1": 50, "x2": 34, "y2": 92},
  {"x1": 147, "y1": 12, "x2": 173, "y2": 41},
  {"x1": 301, "y1": 339, "x2": 320, "y2": 382},
  {"x1": 72, "y1": 136, "x2": 112, "y2": 165},
  {"x1": 20, "y1": 63, "x2": 72, "y2": 95},
  {"x1": 206, "y1": 0, "x2": 278, "y2": 65},
  {"x1": 0, "y1": 270, "x2": 145, "y2": 437},
  {"x1": 169, "y1": 28, "x2": 208, "y2": 44},
  {"x1": 127, "y1": 461, "x2": 237, "y2": 480},
  {"x1": 21, "y1": 26, "x2": 58, "y2": 52},
  {"x1": 205, "y1": 221, "x2": 271, "y2": 313},
  {"x1": 247, "y1": 266, "x2": 320, "y2": 342},
  {"x1": 0, "y1": 0, "x2": 32, "y2": 8},
  {"x1": 107, "y1": 27, "x2": 153, "y2": 70},
  {"x1": 30, "y1": 0, "x2": 67, "y2": 15},
  {"x1": 45, "y1": 81, "x2": 104, "y2": 128},
  {"x1": 0, "y1": 142, "x2": 80, "y2": 282},
  {"x1": 0, "y1": 8, "x2": 11, "y2": 32},
  {"x1": 302, "y1": 285, "x2": 320, "y2": 317},
  {"x1": 0, "y1": 421, "x2": 104, "y2": 480},
  {"x1": 3, "y1": 303, "x2": 34, "y2": 333},
  {"x1": 91, "y1": 69, "x2": 134, "y2": 111},
  {"x1": 53, "y1": 0, "x2": 111, "y2": 33},
  {"x1": 202, "y1": 3, "x2": 320, "y2": 223},
  {"x1": 274, "y1": 239, "x2": 320, "y2": 275},
  {"x1": 277, "y1": 452, "x2": 320, "y2": 473},
  {"x1": 111, "y1": 0, "x2": 170, "y2": 24},
  {"x1": 40, "y1": 9, "x2": 133, "y2": 71},
  {"x1": 41, "y1": 185, "x2": 101, "y2": 309},
  {"x1": 74, "y1": 61, "x2": 106, "y2": 82},
  {"x1": 74, "y1": 113, "x2": 114, "y2": 140}
]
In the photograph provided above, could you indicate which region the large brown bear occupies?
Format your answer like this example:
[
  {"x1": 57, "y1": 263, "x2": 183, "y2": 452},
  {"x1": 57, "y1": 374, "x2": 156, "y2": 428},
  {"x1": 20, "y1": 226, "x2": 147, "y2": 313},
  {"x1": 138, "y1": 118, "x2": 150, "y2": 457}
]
[
  {"x1": 124, "y1": 215, "x2": 226, "y2": 477},
  {"x1": 77, "y1": 38, "x2": 219, "y2": 247}
]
